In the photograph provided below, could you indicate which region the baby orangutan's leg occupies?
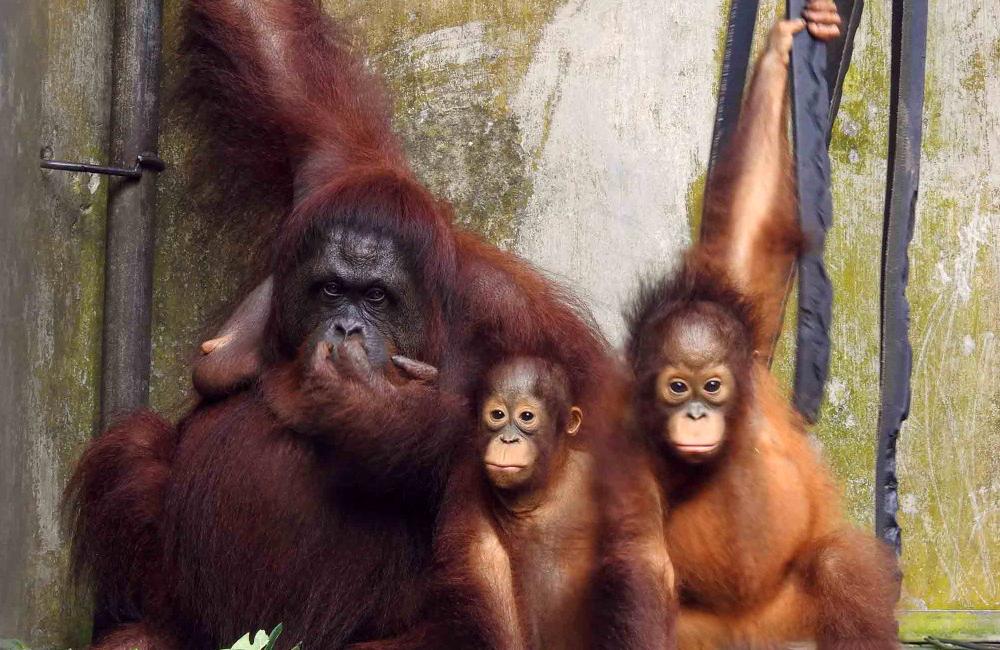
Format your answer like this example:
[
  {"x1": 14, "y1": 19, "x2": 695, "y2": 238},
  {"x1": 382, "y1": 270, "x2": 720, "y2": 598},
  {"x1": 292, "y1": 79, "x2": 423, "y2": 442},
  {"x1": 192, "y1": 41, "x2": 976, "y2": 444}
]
[{"x1": 802, "y1": 530, "x2": 901, "y2": 649}]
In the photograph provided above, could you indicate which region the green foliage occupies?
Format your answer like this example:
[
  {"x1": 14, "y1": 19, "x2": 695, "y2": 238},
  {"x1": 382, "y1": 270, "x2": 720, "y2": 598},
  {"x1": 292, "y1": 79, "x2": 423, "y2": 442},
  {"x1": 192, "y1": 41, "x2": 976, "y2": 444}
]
[
  {"x1": 3, "y1": 623, "x2": 303, "y2": 650},
  {"x1": 0, "y1": 641, "x2": 31, "y2": 650},
  {"x1": 222, "y1": 623, "x2": 302, "y2": 650}
]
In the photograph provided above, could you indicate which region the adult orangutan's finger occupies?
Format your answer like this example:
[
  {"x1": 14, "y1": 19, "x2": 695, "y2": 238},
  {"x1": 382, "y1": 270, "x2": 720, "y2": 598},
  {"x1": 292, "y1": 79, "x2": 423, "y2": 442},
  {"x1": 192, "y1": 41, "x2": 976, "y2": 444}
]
[
  {"x1": 312, "y1": 340, "x2": 333, "y2": 370},
  {"x1": 807, "y1": 22, "x2": 842, "y2": 41},
  {"x1": 392, "y1": 355, "x2": 439, "y2": 383},
  {"x1": 805, "y1": 0, "x2": 838, "y2": 12},
  {"x1": 338, "y1": 338, "x2": 374, "y2": 381}
]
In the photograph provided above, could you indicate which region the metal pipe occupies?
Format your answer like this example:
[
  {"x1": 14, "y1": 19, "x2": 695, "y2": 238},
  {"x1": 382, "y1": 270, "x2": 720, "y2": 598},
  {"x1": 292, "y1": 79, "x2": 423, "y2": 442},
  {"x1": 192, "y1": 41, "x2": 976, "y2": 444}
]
[
  {"x1": 92, "y1": 1, "x2": 163, "y2": 638},
  {"x1": 100, "y1": 0, "x2": 163, "y2": 426}
]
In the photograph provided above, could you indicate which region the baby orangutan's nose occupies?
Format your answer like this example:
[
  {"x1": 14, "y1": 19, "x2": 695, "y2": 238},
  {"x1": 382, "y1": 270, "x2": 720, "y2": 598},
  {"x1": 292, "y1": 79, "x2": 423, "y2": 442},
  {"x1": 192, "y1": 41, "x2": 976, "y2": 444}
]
[
  {"x1": 500, "y1": 433, "x2": 521, "y2": 444},
  {"x1": 686, "y1": 401, "x2": 708, "y2": 420}
]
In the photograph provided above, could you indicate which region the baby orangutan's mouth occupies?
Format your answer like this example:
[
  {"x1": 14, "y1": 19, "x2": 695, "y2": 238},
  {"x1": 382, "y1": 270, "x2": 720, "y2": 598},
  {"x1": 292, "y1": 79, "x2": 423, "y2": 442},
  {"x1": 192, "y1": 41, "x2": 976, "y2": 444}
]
[
  {"x1": 675, "y1": 443, "x2": 722, "y2": 455},
  {"x1": 486, "y1": 463, "x2": 527, "y2": 473}
]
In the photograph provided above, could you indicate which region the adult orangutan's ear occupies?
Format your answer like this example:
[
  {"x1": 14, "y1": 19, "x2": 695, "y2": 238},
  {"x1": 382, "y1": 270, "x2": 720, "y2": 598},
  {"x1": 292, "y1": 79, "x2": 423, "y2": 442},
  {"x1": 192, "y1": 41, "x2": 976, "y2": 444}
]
[{"x1": 566, "y1": 407, "x2": 583, "y2": 436}]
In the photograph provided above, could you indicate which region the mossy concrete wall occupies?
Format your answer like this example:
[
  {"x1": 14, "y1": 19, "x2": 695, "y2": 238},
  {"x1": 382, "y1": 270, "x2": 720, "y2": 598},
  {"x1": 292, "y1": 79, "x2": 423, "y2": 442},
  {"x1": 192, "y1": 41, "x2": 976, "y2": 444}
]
[
  {"x1": 772, "y1": 1, "x2": 1000, "y2": 636},
  {"x1": 2, "y1": 0, "x2": 997, "y2": 646},
  {"x1": 896, "y1": 1, "x2": 999, "y2": 634},
  {"x1": 0, "y1": 2, "x2": 111, "y2": 648}
]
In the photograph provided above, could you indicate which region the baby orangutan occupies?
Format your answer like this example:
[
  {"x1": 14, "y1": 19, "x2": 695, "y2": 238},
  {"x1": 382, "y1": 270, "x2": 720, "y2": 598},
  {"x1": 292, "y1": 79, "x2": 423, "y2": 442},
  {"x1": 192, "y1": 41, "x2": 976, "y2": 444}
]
[
  {"x1": 354, "y1": 355, "x2": 675, "y2": 650},
  {"x1": 623, "y1": 7, "x2": 899, "y2": 647},
  {"x1": 626, "y1": 256, "x2": 901, "y2": 650}
]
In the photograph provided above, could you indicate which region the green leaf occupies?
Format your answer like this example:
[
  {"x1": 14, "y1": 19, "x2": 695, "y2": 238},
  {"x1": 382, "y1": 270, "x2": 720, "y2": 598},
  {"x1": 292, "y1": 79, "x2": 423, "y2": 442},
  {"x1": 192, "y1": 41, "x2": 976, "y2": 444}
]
[
  {"x1": 263, "y1": 623, "x2": 284, "y2": 650},
  {"x1": 222, "y1": 630, "x2": 269, "y2": 650},
  {"x1": 220, "y1": 623, "x2": 297, "y2": 650}
]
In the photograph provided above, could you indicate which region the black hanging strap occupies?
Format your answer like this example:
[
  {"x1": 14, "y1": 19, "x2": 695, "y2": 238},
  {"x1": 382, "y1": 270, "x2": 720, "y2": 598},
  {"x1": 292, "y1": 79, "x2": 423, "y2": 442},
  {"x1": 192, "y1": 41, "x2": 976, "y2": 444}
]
[
  {"x1": 788, "y1": 0, "x2": 835, "y2": 424},
  {"x1": 706, "y1": 0, "x2": 862, "y2": 424},
  {"x1": 825, "y1": 1, "x2": 865, "y2": 144},
  {"x1": 786, "y1": 0, "x2": 865, "y2": 423},
  {"x1": 703, "y1": 0, "x2": 760, "y2": 198},
  {"x1": 875, "y1": 0, "x2": 928, "y2": 555}
]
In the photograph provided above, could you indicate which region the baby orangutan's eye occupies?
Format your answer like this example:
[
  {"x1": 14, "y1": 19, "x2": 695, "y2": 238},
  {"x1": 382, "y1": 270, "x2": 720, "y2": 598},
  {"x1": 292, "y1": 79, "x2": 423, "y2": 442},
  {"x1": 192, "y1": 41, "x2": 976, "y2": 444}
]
[
  {"x1": 490, "y1": 409, "x2": 505, "y2": 421},
  {"x1": 704, "y1": 379, "x2": 722, "y2": 394},
  {"x1": 669, "y1": 380, "x2": 689, "y2": 395},
  {"x1": 519, "y1": 411, "x2": 535, "y2": 422}
]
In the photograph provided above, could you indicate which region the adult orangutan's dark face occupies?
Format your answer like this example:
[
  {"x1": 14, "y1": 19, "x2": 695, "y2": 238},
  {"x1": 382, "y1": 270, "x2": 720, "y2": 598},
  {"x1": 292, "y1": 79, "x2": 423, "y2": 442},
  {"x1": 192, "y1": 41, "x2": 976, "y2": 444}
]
[{"x1": 277, "y1": 224, "x2": 427, "y2": 371}]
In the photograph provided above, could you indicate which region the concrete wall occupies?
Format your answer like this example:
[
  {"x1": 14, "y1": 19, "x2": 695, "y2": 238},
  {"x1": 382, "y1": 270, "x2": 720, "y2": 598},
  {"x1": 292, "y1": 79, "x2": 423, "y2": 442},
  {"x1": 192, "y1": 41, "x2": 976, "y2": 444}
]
[
  {"x1": 1, "y1": 0, "x2": 997, "y2": 646},
  {"x1": 0, "y1": 2, "x2": 111, "y2": 647}
]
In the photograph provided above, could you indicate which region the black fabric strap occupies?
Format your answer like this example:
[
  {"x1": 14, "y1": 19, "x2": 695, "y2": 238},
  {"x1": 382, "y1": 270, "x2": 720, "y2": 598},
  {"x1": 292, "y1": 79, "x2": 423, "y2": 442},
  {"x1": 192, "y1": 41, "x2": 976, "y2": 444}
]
[
  {"x1": 788, "y1": 0, "x2": 835, "y2": 424},
  {"x1": 826, "y1": 0, "x2": 864, "y2": 143},
  {"x1": 706, "y1": 1, "x2": 862, "y2": 424},
  {"x1": 703, "y1": 0, "x2": 760, "y2": 205},
  {"x1": 875, "y1": 0, "x2": 927, "y2": 555}
]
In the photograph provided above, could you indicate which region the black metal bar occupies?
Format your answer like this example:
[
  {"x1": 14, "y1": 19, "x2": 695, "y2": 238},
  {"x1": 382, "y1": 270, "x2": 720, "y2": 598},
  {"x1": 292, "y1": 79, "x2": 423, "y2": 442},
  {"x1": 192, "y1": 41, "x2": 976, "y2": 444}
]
[
  {"x1": 875, "y1": 0, "x2": 927, "y2": 555},
  {"x1": 40, "y1": 152, "x2": 164, "y2": 179},
  {"x1": 702, "y1": 0, "x2": 760, "y2": 222},
  {"x1": 42, "y1": 160, "x2": 138, "y2": 178},
  {"x1": 788, "y1": 0, "x2": 834, "y2": 424}
]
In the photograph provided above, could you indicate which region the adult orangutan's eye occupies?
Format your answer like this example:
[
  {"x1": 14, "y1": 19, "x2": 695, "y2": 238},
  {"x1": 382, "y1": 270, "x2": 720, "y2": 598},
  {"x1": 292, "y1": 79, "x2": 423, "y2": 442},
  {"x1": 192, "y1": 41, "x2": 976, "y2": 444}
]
[
  {"x1": 322, "y1": 282, "x2": 341, "y2": 298},
  {"x1": 366, "y1": 287, "x2": 386, "y2": 304},
  {"x1": 704, "y1": 379, "x2": 722, "y2": 394}
]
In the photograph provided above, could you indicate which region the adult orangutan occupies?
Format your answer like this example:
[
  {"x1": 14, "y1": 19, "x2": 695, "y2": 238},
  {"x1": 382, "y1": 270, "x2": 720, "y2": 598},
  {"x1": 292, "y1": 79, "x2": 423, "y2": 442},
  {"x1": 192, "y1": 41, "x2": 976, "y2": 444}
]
[
  {"x1": 67, "y1": 1, "x2": 615, "y2": 648},
  {"x1": 625, "y1": 8, "x2": 901, "y2": 649}
]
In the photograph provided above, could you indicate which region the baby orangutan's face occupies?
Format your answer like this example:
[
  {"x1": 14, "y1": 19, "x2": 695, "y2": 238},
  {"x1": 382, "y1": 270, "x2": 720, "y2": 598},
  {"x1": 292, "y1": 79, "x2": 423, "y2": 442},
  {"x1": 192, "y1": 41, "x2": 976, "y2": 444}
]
[
  {"x1": 653, "y1": 310, "x2": 743, "y2": 464},
  {"x1": 480, "y1": 358, "x2": 581, "y2": 492}
]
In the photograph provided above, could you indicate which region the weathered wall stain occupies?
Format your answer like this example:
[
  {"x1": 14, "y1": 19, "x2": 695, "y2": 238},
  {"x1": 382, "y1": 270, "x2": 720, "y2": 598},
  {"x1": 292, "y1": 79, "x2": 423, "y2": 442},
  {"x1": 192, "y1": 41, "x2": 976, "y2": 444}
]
[{"x1": 510, "y1": 0, "x2": 722, "y2": 339}]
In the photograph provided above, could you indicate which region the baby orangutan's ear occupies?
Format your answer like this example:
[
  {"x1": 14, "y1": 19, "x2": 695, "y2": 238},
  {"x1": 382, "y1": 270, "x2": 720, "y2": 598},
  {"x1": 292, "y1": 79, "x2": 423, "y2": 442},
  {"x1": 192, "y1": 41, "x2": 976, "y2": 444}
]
[{"x1": 567, "y1": 407, "x2": 583, "y2": 436}]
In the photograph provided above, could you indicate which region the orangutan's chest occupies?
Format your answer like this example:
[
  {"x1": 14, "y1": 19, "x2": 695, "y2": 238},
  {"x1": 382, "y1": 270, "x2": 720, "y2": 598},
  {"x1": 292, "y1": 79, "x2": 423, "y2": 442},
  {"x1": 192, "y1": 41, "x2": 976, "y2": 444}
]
[
  {"x1": 665, "y1": 476, "x2": 809, "y2": 609},
  {"x1": 512, "y1": 530, "x2": 598, "y2": 650}
]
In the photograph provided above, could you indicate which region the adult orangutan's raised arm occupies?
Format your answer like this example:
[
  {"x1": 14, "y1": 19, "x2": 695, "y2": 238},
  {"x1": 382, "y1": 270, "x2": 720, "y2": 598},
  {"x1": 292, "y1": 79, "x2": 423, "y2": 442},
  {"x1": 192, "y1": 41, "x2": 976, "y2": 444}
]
[{"x1": 697, "y1": 1, "x2": 842, "y2": 361}]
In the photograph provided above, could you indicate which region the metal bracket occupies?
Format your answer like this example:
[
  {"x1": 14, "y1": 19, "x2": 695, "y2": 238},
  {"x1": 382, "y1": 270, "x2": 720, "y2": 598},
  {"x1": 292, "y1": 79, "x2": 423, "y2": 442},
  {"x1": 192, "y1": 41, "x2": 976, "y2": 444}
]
[{"x1": 39, "y1": 152, "x2": 165, "y2": 179}]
